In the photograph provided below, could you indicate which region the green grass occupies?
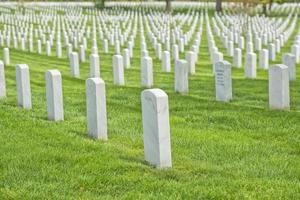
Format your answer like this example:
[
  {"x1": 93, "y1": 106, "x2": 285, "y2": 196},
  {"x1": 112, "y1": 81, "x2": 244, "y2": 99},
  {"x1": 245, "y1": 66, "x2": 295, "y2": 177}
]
[{"x1": 0, "y1": 9, "x2": 300, "y2": 199}]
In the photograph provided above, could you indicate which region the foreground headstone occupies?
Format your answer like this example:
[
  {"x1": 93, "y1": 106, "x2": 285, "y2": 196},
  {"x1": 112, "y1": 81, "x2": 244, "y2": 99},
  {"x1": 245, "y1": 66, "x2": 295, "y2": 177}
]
[
  {"x1": 90, "y1": 54, "x2": 100, "y2": 78},
  {"x1": 175, "y1": 59, "x2": 188, "y2": 93},
  {"x1": 215, "y1": 61, "x2": 232, "y2": 102},
  {"x1": 16, "y1": 64, "x2": 31, "y2": 109},
  {"x1": 70, "y1": 52, "x2": 80, "y2": 77},
  {"x1": 0, "y1": 61, "x2": 6, "y2": 99},
  {"x1": 141, "y1": 56, "x2": 153, "y2": 88},
  {"x1": 269, "y1": 64, "x2": 289, "y2": 110},
  {"x1": 3, "y1": 48, "x2": 9, "y2": 65},
  {"x1": 45, "y1": 70, "x2": 64, "y2": 121},
  {"x1": 141, "y1": 88, "x2": 172, "y2": 168},
  {"x1": 113, "y1": 55, "x2": 125, "y2": 85},
  {"x1": 282, "y1": 53, "x2": 296, "y2": 80},
  {"x1": 86, "y1": 78, "x2": 107, "y2": 140}
]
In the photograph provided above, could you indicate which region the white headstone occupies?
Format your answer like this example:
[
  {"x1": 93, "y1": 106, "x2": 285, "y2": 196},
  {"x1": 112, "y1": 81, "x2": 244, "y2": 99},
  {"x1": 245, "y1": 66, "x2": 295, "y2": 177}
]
[
  {"x1": 79, "y1": 45, "x2": 86, "y2": 62},
  {"x1": 259, "y1": 49, "x2": 269, "y2": 69},
  {"x1": 185, "y1": 51, "x2": 196, "y2": 75},
  {"x1": 282, "y1": 53, "x2": 296, "y2": 80},
  {"x1": 255, "y1": 37, "x2": 262, "y2": 51},
  {"x1": 0, "y1": 61, "x2": 6, "y2": 99},
  {"x1": 141, "y1": 88, "x2": 172, "y2": 168},
  {"x1": 175, "y1": 59, "x2": 188, "y2": 93},
  {"x1": 3, "y1": 48, "x2": 9, "y2": 65},
  {"x1": 45, "y1": 70, "x2": 64, "y2": 121},
  {"x1": 212, "y1": 51, "x2": 223, "y2": 74},
  {"x1": 69, "y1": 52, "x2": 80, "y2": 77},
  {"x1": 46, "y1": 41, "x2": 51, "y2": 56},
  {"x1": 227, "y1": 40, "x2": 234, "y2": 57},
  {"x1": 162, "y1": 51, "x2": 171, "y2": 72},
  {"x1": 16, "y1": 64, "x2": 31, "y2": 109},
  {"x1": 56, "y1": 42, "x2": 62, "y2": 58},
  {"x1": 90, "y1": 54, "x2": 100, "y2": 78},
  {"x1": 103, "y1": 39, "x2": 108, "y2": 53},
  {"x1": 86, "y1": 78, "x2": 107, "y2": 140},
  {"x1": 233, "y1": 48, "x2": 241, "y2": 68},
  {"x1": 123, "y1": 48, "x2": 130, "y2": 69},
  {"x1": 269, "y1": 64, "x2": 289, "y2": 109},
  {"x1": 37, "y1": 40, "x2": 42, "y2": 54},
  {"x1": 245, "y1": 52, "x2": 257, "y2": 79},
  {"x1": 172, "y1": 44, "x2": 179, "y2": 61},
  {"x1": 291, "y1": 44, "x2": 300, "y2": 64},
  {"x1": 268, "y1": 43, "x2": 276, "y2": 61},
  {"x1": 113, "y1": 55, "x2": 125, "y2": 85},
  {"x1": 215, "y1": 60, "x2": 232, "y2": 102},
  {"x1": 141, "y1": 56, "x2": 153, "y2": 88}
]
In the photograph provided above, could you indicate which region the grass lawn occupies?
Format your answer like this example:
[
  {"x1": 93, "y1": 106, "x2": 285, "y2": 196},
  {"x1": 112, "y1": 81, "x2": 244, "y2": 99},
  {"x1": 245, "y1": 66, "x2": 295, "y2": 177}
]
[{"x1": 0, "y1": 7, "x2": 300, "y2": 199}]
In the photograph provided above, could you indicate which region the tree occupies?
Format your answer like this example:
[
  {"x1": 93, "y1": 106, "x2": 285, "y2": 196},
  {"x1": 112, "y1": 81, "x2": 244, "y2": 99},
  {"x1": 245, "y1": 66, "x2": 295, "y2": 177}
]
[
  {"x1": 216, "y1": 0, "x2": 222, "y2": 12},
  {"x1": 95, "y1": 0, "x2": 105, "y2": 9},
  {"x1": 166, "y1": 0, "x2": 171, "y2": 12}
]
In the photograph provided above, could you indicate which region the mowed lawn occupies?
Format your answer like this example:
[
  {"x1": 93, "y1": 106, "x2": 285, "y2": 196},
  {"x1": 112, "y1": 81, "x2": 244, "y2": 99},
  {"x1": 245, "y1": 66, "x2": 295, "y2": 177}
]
[{"x1": 0, "y1": 9, "x2": 300, "y2": 199}]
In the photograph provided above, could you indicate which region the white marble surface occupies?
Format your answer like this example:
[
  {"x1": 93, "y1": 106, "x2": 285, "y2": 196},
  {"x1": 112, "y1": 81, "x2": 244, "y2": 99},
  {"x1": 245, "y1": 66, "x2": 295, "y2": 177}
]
[
  {"x1": 291, "y1": 44, "x2": 300, "y2": 64},
  {"x1": 268, "y1": 43, "x2": 276, "y2": 61},
  {"x1": 269, "y1": 64, "x2": 290, "y2": 110},
  {"x1": 46, "y1": 70, "x2": 64, "y2": 121},
  {"x1": 113, "y1": 55, "x2": 125, "y2": 85},
  {"x1": 79, "y1": 45, "x2": 86, "y2": 62},
  {"x1": 141, "y1": 56, "x2": 153, "y2": 88},
  {"x1": 0, "y1": 61, "x2": 6, "y2": 99},
  {"x1": 56, "y1": 42, "x2": 62, "y2": 58},
  {"x1": 37, "y1": 40, "x2": 42, "y2": 54},
  {"x1": 3, "y1": 48, "x2": 9, "y2": 65},
  {"x1": 123, "y1": 48, "x2": 130, "y2": 69},
  {"x1": 233, "y1": 48, "x2": 241, "y2": 68},
  {"x1": 162, "y1": 51, "x2": 171, "y2": 72},
  {"x1": 16, "y1": 64, "x2": 31, "y2": 109},
  {"x1": 175, "y1": 59, "x2": 188, "y2": 93},
  {"x1": 259, "y1": 49, "x2": 269, "y2": 70},
  {"x1": 255, "y1": 37, "x2": 262, "y2": 51},
  {"x1": 282, "y1": 53, "x2": 296, "y2": 80},
  {"x1": 103, "y1": 39, "x2": 108, "y2": 53},
  {"x1": 212, "y1": 51, "x2": 223, "y2": 74},
  {"x1": 172, "y1": 44, "x2": 179, "y2": 62},
  {"x1": 46, "y1": 41, "x2": 51, "y2": 56},
  {"x1": 86, "y1": 78, "x2": 107, "y2": 140},
  {"x1": 215, "y1": 60, "x2": 232, "y2": 102},
  {"x1": 245, "y1": 52, "x2": 256, "y2": 79},
  {"x1": 185, "y1": 51, "x2": 196, "y2": 75},
  {"x1": 227, "y1": 40, "x2": 234, "y2": 57},
  {"x1": 90, "y1": 54, "x2": 100, "y2": 78},
  {"x1": 141, "y1": 88, "x2": 172, "y2": 168},
  {"x1": 70, "y1": 52, "x2": 80, "y2": 77}
]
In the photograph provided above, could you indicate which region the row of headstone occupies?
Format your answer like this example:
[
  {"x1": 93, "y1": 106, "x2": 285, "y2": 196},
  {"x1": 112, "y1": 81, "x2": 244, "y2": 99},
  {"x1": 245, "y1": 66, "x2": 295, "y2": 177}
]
[
  {"x1": 0, "y1": 59, "x2": 172, "y2": 169},
  {"x1": 215, "y1": 60, "x2": 290, "y2": 110}
]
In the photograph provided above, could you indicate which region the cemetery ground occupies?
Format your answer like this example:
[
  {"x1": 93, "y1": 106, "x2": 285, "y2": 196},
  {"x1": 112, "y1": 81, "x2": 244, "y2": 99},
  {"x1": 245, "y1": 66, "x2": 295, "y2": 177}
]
[{"x1": 1, "y1": 8, "x2": 300, "y2": 199}]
